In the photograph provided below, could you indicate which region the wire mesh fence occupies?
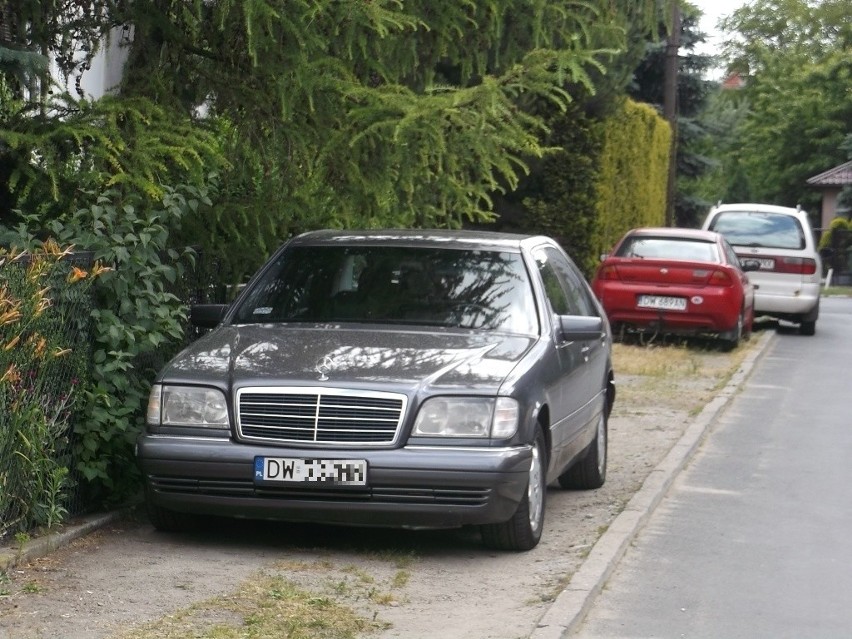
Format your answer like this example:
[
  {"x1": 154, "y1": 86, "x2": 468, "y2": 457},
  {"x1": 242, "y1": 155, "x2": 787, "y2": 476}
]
[{"x1": 1, "y1": 250, "x2": 95, "y2": 539}]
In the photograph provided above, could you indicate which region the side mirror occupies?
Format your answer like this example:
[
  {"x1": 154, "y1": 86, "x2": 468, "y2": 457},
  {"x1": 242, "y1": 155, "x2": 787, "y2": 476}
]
[
  {"x1": 740, "y1": 259, "x2": 762, "y2": 273},
  {"x1": 558, "y1": 315, "x2": 604, "y2": 342},
  {"x1": 190, "y1": 303, "x2": 229, "y2": 328}
]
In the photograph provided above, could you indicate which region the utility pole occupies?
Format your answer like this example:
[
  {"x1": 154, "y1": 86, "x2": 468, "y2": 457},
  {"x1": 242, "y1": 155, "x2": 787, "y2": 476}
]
[{"x1": 663, "y1": 1, "x2": 681, "y2": 227}]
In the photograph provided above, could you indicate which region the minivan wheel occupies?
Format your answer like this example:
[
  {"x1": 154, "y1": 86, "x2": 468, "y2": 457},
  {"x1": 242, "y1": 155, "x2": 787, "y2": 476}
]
[
  {"x1": 799, "y1": 320, "x2": 816, "y2": 336},
  {"x1": 481, "y1": 426, "x2": 547, "y2": 552}
]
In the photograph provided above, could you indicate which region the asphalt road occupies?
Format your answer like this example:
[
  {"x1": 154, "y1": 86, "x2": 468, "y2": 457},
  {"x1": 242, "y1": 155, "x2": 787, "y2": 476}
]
[{"x1": 573, "y1": 296, "x2": 852, "y2": 638}]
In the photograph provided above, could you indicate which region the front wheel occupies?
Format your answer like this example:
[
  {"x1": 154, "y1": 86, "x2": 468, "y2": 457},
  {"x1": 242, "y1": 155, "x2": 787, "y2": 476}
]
[
  {"x1": 481, "y1": 426, "x2": 547, "y2": 551},
  {"x1": 558, "y1": 409, "x2": 607, "y2": 490},
  {"x1": 145, "y1": 486, "x2": 198, "y2": 532}
]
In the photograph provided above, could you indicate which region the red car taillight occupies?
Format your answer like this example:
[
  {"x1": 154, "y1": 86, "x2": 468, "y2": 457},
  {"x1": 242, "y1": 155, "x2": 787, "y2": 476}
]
[
  {"x1": 709, "y1": 270, "x2": 733, "y2": 286},
  {"x1": 598, "y1": 265, "x2": 620, "y2": 281}
]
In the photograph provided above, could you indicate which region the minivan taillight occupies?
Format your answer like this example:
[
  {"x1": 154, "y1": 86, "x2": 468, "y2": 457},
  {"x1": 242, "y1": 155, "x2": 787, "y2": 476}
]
[{"x1": 776, "y1": 257, "x2": 817, "y2": 275}]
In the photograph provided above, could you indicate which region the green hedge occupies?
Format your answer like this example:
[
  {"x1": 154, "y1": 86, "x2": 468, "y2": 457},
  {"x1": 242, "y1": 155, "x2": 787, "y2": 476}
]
[{"x1": 593, "y1": 98, "x2": 671, "y2": 262}]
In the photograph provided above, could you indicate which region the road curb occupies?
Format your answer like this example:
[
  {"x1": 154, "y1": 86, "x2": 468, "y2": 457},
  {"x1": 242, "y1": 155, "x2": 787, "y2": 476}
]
[
  {"x1": 529, "y1": 330, "x2": 776, "y2": 639},
  {"x1": 0, "y1": 508, "x2": 134, "y2": 574}
]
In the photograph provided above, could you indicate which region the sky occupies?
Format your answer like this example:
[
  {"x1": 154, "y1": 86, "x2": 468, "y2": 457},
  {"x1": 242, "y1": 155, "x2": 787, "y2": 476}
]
[
  {"x1": 692, "y1": 0, "x2": 746, "y2": 55},
  {"x1": 690, "y1": 0, "x2": 748, "y2": 77}
]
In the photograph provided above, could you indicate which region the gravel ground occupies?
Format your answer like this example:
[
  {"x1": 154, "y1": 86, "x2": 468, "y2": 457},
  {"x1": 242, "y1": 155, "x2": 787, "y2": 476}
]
[{"x1": 0, "y1": 334, "x2": 768, "y2": 639}]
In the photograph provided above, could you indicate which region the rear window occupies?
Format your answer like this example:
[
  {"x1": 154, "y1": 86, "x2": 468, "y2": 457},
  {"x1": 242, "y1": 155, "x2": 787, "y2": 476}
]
[
  {"x1": 707, "y1": 211, "x2": 805, "y2": 250},
  {"x1": 615, "y1": 237, "x2": 720, "y2": 262}
]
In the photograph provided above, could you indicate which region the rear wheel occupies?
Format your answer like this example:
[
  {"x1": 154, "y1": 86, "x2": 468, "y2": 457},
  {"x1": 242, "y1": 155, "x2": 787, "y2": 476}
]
[
  {"x1": 481, "y1": 426, "x2": 547, "y2": 551},
  {"x1": 558, "y1": 409, "x2": 608, "y2": 490},
  {"x1": 799, "y1": 301, "x2": 819, "y2": 336},
  {"x1": 720, "y1": 309, "x2": 744, "y2": 351},
  {"x1": 799, "y1": 320, "x2": 816, "y2": 336}
]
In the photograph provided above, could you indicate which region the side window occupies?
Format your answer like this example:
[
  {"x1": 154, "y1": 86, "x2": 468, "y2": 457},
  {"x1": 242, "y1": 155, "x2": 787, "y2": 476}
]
[
  {"x1": 533, "y1": 247, "x2": 596, "y2": 316},
  {"x1": 723, "y1": 241, "x2": 742, "y2": 270}
]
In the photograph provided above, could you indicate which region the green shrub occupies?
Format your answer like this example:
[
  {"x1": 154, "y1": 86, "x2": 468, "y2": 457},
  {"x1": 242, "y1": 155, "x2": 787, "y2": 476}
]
[
  {"x1": 593, "y1": 98, "x2": 671, "y2": 262},
  {"x1": 818, "y1": 215, "x2": 850, "y2": 251}
]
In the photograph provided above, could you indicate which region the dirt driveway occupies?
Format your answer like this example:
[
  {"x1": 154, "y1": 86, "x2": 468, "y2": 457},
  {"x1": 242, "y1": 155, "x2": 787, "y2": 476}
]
[{"x1": 0, "y1": 335, "x2": 771, "y2": 639}]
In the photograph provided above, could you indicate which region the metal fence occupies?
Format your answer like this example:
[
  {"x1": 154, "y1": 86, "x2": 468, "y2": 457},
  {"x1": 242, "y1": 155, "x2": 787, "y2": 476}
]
[{"x1": 1, "y1": 251, "x2": 95, "y2": 538}]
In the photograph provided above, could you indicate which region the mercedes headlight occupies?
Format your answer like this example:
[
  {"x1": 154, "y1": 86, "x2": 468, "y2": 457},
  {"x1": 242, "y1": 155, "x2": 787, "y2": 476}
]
[
  {"x1": 147, "y1": 384, "x2": 229, "y2": 429},
  {"x1": 412, "y1": 397, "x2": 519, "y2": 438}
]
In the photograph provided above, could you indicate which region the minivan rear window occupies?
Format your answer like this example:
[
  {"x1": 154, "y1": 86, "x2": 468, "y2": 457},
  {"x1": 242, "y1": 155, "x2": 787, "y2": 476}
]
[{"x1": 707, "y1": 211, "x2": 805, "y2": 250}]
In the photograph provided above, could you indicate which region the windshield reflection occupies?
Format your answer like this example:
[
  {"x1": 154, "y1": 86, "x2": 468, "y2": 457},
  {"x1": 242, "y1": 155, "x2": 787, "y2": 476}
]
[{"x1": 231, "y1": 246, "x2": 537, "y2": 334}]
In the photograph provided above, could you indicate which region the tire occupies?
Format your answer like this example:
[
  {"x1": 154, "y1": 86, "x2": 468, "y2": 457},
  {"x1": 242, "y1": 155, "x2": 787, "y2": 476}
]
[
  {"x1": 558, "y1": 409, "x2": 607, "y2": 490},
  {"x1": 743, "y1": 306, "x2": 754, "y2": 341},
  {"x1": 719, "y1": 308, "x2": 744, "y2": 352},
  {"x1": 145, "y1": 487, "x2": 197, "y2": 532},
  {"x1": 799, "y1": 301, "x2": 818, "y2": 336},
  {"x1": 480, "y1": 426, "x2": 547, "y2": 552},
  {"x1": 799, "y1": 320, "x2": 816, "y2": 336}
]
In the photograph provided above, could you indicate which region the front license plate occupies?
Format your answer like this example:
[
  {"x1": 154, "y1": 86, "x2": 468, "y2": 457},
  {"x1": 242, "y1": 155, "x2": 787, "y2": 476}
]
[
  {"x1": 254, "y1": 457, "x2": 367, "y2": 486},
  {"x1": 637, "y1": 295, "x2": 687, "y2": 311}
]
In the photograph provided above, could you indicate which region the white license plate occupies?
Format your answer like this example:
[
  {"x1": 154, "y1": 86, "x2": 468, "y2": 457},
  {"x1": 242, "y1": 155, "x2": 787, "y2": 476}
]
[
  {"x1": 254, "y1": 457, "x2": 367, "y2": 485},
  {"x1": 637, "y1": 295, "x2": 687, "y2": 311},
  {"x1": 757, "y1": 258, "x2": 775, "y2": 270}
]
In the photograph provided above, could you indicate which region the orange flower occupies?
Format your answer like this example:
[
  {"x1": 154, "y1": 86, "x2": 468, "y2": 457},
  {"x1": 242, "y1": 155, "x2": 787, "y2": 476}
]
[
  {"x1": 68, "y1": 266, "x2": 88, "y2": 283},
  {"x1": 0, "y1": 308, "x2": 22, "y2": 326},
  {"x1": 90, "y1": 261, "x2": 112, "y2": 277},
  {"x1": 0, "y1": 363, "x2": 20, "y2": 385},
  {"x1": 34, "y1": 298, "x2": 53, "y2": 317},
  {"x1": 31, "y1": 335, "x2": 47, "y2": 357}
]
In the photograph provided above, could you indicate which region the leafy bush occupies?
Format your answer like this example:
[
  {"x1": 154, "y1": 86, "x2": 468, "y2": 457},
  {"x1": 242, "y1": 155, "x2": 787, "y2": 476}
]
[
  {"x1": 818, "y1": 215, "x2": 850, "y2": 251},
  {"x1": 0, "y1": 242, "x2": 103, "y2": 536}
]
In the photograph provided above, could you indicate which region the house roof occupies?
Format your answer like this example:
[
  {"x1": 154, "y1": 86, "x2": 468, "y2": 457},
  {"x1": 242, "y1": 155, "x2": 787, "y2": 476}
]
[{"x1": 807, "y1": 160, "x2": 852, "y2": 187}]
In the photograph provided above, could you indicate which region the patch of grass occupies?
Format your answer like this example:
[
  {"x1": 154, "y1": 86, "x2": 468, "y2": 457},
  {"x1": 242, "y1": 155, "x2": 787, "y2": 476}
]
[
  {"x1": 117, "y1": 572, "x2": 387, "y2": 639},
  {"x1": 21, "y1": 581, "x2": 42, "y2": 594},
  {"x1": 340, "y1": 564, "x2": 374, "y2": 585},
  {"x1": 612, "y1": 342, "x2": 702, "y2": 377},
  {"x1": 371, "y1": 548, "x2": 418, "y2": 570},
  {"x1": 390, "y1": 569, "x2": 410, "y2": 589},
  {"x1": 822, "y1": 286, "x2": 852, "y2": 297}
]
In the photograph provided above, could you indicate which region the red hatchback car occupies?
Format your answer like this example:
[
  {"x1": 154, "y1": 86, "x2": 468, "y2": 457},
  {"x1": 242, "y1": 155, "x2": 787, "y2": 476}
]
[{"x1": 591, "y1": 228, "x2": 759, "y2": 348}]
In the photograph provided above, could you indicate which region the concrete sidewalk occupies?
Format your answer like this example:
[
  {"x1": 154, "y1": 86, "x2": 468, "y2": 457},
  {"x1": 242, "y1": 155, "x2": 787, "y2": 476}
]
[{"x1": 529, "y1": 329, "x2": 775, "y2": 638}]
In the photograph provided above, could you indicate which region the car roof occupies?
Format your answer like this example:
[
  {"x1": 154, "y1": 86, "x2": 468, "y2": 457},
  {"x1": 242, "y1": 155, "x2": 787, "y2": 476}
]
[
  {"x1": 287, "y1": 228, "x2": 551, "y2": 251},
  {"x1": 710, "y1": 203, "x2": 807, "y2": 217},
  {"x1": 624, "y1": 227, "x2": 722, "y2": 242}
]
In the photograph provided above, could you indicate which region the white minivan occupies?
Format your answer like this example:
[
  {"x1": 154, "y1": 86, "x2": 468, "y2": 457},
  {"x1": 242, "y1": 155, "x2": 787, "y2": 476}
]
[{"x1": 702, "y1": 203, "x2": 821, "y2": 335}]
